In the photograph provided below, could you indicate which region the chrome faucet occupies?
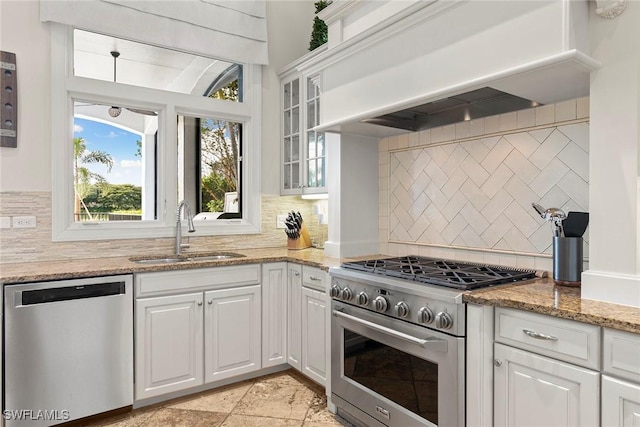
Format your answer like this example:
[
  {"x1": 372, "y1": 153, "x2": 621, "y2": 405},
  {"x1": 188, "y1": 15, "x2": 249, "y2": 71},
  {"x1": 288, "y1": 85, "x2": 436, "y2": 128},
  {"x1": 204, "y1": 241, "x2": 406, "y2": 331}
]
[{"x1": 175, "y1": 200, "x2": 196, "y2": 255}]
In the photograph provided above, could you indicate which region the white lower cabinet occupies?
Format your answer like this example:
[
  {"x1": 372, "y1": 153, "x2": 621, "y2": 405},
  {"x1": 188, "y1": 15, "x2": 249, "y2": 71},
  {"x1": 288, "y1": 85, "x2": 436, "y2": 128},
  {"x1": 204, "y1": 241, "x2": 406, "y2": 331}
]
[
  {"x1": 135, "y1": 293, "x2": 204, "y2": 399},
  {"x1": 301, "y1": 286, "x2": 327, "y2": 384},
  {"x1": 286, "y1": 263, "x2": 328, "y2": 386},
  {"x1": 602, "y1": 375, "x2": 640, "y2": 426},
  {"x1": 204, "y1": 285, "x2": 261, "y2": 382},
  {"x1": 261, "y1": 263, "x2": 288, "y2": 368},
  {"x1": 494, "y1": 343, "x2": 599, "y2": 427},
  {"x1": 287, "y1": 263, "x2": 303, "y2": 370},
  {"x1": 134, "y1": 265, "x2": 262, "y2": 401}
]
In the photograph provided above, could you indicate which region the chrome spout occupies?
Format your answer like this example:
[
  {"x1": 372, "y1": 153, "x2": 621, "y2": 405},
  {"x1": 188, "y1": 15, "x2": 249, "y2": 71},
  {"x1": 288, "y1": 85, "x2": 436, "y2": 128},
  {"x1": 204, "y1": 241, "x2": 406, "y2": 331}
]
[{"x1": 176, "y1": 200, "x2": 195, "y2": 255}]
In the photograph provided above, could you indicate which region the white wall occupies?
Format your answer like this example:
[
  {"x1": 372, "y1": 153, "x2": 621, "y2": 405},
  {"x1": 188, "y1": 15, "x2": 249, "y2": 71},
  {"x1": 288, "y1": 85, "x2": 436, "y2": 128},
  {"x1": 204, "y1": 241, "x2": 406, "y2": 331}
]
[
  {"x1": 0, "y1": 1, "x2": 51, "y2": 192},
  {"x1": 0, "y1": 0, "x2": 315, "y2": 196},
  {"x1": 581, "y1": 1, "x2": 640, "y2": 307}
]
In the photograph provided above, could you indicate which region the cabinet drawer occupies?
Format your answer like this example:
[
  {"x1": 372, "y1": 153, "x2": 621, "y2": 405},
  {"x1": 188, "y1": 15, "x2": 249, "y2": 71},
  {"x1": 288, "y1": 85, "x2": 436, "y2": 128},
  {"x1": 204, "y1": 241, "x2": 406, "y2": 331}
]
[
  {"x1": 135, "y1": 264, "x2": 261, "y2": 297},
  {"x1": 302, "y1": 266, "x2": 327, "y2": 292},
  {"x1": 603, "y1": 328, "x2": 640, "y2": 383},
  {"x1": 495, "y1": 307, "x2": 600, "y2": 369}
]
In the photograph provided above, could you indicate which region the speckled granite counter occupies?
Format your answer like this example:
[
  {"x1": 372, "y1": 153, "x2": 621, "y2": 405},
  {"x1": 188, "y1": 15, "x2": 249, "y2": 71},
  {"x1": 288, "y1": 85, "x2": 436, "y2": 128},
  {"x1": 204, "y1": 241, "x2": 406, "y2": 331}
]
[
  {"x1": 464, "y1": 278, "x2": 640, "y2": 334},
  {"x1": 2, "y1": 250, "x2": 638, "y2": 334},
  {"x1": 0, "y1": 247, "x2": 342, "y2": 284}
]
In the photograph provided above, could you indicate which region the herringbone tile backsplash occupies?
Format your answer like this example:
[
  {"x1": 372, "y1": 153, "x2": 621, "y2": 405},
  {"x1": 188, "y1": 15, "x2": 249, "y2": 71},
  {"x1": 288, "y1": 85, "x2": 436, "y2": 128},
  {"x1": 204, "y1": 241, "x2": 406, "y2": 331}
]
[{"x1": 383, "y1": 99, "x2": 589, "y2": 260}]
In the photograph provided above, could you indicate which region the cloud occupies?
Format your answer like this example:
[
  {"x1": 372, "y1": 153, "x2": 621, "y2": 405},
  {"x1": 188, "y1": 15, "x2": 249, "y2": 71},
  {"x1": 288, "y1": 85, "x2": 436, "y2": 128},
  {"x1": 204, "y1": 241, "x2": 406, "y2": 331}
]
[
  {"x1": 108, "y1": 131, "x2": 118, "y2": 138},
  {"x1": 120, "y1": 159, "x2": 141, "y2": 168},
  {"x1": 74, "y1": 124, "x2": 84, "y2": 133}
]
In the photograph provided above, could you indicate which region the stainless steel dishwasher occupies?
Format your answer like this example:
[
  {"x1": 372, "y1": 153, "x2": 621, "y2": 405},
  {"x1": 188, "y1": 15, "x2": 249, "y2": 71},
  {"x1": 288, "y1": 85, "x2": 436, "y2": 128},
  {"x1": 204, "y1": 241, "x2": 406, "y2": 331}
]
[{"x1": 4, "y1": 275, "x2": 133, "y2": 426}]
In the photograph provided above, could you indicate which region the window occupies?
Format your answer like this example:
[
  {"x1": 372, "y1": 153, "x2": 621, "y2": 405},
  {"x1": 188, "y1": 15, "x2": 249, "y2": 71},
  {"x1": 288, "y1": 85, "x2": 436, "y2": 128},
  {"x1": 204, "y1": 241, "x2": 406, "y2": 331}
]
[{"x1": 51, "y1": 25, "x2": 262, "y2": 241}]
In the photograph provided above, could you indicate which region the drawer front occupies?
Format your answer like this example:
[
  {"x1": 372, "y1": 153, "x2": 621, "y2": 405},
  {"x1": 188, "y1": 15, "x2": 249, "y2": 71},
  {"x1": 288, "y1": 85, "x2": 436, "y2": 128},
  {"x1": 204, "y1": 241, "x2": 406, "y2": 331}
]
[
  {"x1": 135, "y1": 264, "x2": 261, "y2": 297},
  {"x1": 302, "y1": 266, "x2": 327, "y2": 292},
  {"x1": 495, "y1": 307, "x2": 600, "y2": 369},
  {"x1": 603, "y1": 328, "x2": 640, "y2": 383}
]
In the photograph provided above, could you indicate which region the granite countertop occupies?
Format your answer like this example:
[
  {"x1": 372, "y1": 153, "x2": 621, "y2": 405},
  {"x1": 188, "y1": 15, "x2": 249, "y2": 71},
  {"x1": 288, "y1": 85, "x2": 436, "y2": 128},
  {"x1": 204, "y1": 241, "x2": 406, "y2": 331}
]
[
  {"x1": 2, "y1": 249, "x2": 638, "y2": 334},
  {"x1": 464, "y1": 277, "x2": 640, "y2": 334},
  {"x1": 0, "y1": 247, "x2": 342, "y2": 284}
]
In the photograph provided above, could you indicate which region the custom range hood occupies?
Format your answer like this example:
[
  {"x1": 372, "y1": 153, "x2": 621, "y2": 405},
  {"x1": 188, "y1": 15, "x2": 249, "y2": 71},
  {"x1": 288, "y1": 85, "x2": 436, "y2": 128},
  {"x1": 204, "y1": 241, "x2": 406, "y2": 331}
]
[{"x1": 360, "y1": 87, "x2": 539, "y2": 132}]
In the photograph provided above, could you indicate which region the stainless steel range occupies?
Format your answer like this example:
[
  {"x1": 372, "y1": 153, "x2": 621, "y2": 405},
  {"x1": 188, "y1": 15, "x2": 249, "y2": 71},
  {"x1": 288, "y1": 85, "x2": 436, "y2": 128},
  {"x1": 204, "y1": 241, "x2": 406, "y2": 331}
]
[{"x1": 329, "y1": 256, "x2": 537, "y2": 427}]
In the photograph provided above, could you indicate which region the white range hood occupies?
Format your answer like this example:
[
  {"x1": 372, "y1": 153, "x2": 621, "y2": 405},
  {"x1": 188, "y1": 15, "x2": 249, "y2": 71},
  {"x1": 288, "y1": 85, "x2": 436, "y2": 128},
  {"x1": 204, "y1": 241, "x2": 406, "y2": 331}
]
[{"x1": 305, "y1": 0, "x2": 598, "y2": 137}]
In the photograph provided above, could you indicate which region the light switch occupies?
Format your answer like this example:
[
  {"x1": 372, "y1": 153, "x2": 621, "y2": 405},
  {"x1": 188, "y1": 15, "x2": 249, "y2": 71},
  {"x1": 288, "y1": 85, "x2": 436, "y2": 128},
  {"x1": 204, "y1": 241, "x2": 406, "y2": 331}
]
[{"x1": 0, "y1": 216, "x2": 10, "y2": 229}]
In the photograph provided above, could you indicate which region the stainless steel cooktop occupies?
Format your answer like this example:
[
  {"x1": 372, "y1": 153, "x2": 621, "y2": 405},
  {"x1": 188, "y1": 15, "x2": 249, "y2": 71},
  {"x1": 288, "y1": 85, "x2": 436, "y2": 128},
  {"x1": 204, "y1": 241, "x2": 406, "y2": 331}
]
[{"x1": 341, "y1": 255, "x2": 538, "y2": 291}]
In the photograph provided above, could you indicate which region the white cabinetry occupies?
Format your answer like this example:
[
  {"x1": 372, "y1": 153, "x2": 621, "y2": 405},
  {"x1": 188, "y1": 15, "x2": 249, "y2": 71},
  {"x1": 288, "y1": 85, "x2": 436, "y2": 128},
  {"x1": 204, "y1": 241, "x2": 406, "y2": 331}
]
[
  {"x1": 301, "y1": 267, "x2": 328, "y2": 385},
  {"x1": 262, "y1": 263, "x2": 288, "y2": 368},
  {"x1": 286, "y1": 263, "x2": 328, "y2": 386},
  {"x1": 280, "y1": 49, "x2": 327, "y2": 196},
  {"x1": 204, "y1": 285, "x2": 261, "y2": 382},
  {"x1": 287, "y1": 263, "x2": 303, "y2": 369},
  {"x1": 134, "y1": 265, "x2": 261, "y2": 401},
  {"x1": 602, "y1": 328, "x2": 640, "y2": 426},
  {"x1": 493, "y1": 308, "x2": 600, "y2": 427}
]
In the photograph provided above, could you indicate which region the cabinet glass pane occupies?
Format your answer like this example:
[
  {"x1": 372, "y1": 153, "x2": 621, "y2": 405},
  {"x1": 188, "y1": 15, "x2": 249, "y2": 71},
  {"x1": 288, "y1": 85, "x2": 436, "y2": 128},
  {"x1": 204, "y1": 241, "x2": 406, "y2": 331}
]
[
  {"x1": 284, "y1": 137, "x2": 291, "y2": 162},
  {"x1": 284, "y1": 82, "x2": 291, "y2": 109},
  {"x1": 292, "y1": 107, "x2": 300, "y2": 134},
  {"x1": 292, "y1": 79, "x2": 300, "y2": 107},
  {"x1": 317, "y1": 157, "x2": 325, "y2": 187},
  {"x1": 308, "y1": 159, "x2": 317, "y2": 187},
  {"x1": 283, "y1": 164, "x2": 291, "y2": 190},
  {"x1": 307, "y1": 78, "x2": 314, "y2": 99},
  {"x1": 292, "y1": 163, "x2": 300, "y2": 189},
  {"x1": 317, "y1": 133, "x2": 325, "y2": 157},
  {"x1": 307, "y1": 102, "x2": 316, "y2": 129},
  {"x1": 307, "y1": 131, "x2": 316, "y2": 158},
  {"x1": 284, "y1": 110, "x2": 291, "y2": 136},
  {"x1": 292, "y1": 136, "x2": 300, "y2": 161},
  {"x1": 316, "y1": 98, "x2": 320, "y2": 125}
]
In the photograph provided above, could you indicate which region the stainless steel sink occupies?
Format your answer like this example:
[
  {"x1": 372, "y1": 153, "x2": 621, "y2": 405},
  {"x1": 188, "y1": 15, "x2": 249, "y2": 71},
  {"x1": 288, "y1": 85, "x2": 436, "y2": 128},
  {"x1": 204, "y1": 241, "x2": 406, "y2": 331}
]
[{"x1": 131, "y1": 253, "x2": 244, "y2": 264}]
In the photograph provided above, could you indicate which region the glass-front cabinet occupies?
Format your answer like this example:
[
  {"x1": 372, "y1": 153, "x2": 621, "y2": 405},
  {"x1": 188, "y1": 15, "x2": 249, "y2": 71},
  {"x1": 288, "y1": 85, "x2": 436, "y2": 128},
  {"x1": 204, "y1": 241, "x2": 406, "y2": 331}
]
[{"x1": 281, "y1": 72, "x2": 326, "y2": 195}]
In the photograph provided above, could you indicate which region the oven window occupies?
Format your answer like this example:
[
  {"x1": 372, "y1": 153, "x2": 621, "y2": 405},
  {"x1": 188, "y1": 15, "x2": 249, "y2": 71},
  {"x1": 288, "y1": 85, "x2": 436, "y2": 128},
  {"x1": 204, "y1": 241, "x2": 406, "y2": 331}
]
[{"x1": 343, "y1": 329, "x2": 438, "y2": 424}]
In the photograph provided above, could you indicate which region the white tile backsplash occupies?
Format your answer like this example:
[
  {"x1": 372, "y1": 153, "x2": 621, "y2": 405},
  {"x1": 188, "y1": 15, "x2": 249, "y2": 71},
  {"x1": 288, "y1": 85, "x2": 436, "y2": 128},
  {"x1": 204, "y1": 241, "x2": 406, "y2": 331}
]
[{"x1": 382, "y1": 100, "x2": 589, "y2": 267}]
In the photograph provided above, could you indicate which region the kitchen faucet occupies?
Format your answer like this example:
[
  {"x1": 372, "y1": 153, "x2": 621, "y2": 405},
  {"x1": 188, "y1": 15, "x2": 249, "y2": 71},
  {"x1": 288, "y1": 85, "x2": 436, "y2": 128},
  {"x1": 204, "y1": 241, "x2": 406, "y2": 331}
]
[{"x1": 176, "y1": 200, "x2": 196, "y2": 255}]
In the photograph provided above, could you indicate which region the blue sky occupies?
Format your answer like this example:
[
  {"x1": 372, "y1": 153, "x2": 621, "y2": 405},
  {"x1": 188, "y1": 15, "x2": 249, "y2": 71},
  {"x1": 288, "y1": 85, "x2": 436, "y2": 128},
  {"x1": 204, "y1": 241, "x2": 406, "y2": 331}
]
[{"x1": 74, "y1": 118, "x2": 142, "y2": 186}]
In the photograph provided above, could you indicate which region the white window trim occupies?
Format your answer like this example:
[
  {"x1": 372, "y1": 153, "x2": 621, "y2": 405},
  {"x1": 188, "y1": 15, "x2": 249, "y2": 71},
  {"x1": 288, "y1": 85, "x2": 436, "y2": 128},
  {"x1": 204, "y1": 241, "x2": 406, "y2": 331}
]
[{"x1": 51, "y1": 24, "x2": 262, "y2": 241}]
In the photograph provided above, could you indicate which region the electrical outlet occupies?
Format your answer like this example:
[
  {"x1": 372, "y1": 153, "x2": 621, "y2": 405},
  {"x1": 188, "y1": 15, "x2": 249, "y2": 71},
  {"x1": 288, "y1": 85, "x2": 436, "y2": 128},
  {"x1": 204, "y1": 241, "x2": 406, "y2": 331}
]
[
  {"x1": 276, "y1": 214, "x2": 287, "y2": 229},
  {"x1": 0, "y1": 217, "x2": 11, "y2": 229},
  {"x1": 12, "y1": 216, "x2": 36, "y2": 228}
]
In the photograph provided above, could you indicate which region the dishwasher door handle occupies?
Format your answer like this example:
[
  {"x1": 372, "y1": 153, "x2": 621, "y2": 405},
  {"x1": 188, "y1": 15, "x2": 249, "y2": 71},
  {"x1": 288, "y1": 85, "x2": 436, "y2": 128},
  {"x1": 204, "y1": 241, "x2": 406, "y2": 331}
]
[{"x1": 19, "y1": 281, "x2": 126, "y2": 306}]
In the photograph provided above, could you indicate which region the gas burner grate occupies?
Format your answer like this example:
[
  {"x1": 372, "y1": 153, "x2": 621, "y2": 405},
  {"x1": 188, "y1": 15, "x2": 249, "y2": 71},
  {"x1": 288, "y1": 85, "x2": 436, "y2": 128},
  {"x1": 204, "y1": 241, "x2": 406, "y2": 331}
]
[{"x1": 342, "y1": 256, "x2": 537, "y2": 290}]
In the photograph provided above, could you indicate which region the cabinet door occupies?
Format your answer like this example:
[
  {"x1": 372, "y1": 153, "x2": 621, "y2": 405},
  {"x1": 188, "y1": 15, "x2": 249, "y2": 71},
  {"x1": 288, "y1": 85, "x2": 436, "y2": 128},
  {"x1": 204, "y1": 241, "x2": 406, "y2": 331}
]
[
  {"x1": 287, "y1": 263, "x2": 303, "y2": 369},
  {"x1": 135, "y1": 293, "x2": 204, "y2": 400},
  {"x1": 204, "y1": 285, "x2": 261, "y2": 383},
  {"x1": 602, "y1": 375, "x2": 640, "y2": 427},
  {"x1": 303, "y1": 74, "x2": 326, "y2": 194},
  {"x1": 262, "y1": 262, "x2": 288, "y2": 368},
  {"x1": 301, "y1": 286, "x2": 327, "y2": 385},
  {"x1": 494, "y1": 343, "x2": 599, "y2": 427},
  {"x1": 282, "y1": 77, "x2": 302, "y2": 194}
]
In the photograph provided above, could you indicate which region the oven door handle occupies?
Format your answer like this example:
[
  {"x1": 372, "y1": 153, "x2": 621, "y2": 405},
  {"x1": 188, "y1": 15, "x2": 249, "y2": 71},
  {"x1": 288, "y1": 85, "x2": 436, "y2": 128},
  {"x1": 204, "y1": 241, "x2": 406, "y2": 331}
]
[{"x1": 333, "y1": 309, "x2": 448, "y2": 351}]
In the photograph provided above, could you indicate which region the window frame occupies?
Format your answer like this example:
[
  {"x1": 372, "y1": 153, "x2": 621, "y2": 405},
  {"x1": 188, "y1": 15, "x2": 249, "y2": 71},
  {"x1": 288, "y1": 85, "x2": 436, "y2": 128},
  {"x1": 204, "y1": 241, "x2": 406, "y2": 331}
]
[{"x1": 51, "y1": 24, "x2": 262, "y2": 241}]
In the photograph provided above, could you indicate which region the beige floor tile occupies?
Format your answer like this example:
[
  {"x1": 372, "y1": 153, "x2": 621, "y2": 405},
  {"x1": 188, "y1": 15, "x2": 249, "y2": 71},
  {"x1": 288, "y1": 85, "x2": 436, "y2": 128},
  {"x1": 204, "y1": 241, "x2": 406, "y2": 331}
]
[
  {"x1": 139, "y1": 408, "x2": 227, "y2": 427},
  {"x1": 80, "y1": 406, "x2": 161, "y2": 427},
  {"x1": 257, "y1": 370, "x2": 311, "y2": 388},
  {"x1": 233, "y1": 382, "x2": 316, "y2": 420},
  {"x1": 167, "y1": 382, "x2": 252, "y2": 413},
  {"x1": 221, "y1": 414, "x2": 302, "y2": 427}
]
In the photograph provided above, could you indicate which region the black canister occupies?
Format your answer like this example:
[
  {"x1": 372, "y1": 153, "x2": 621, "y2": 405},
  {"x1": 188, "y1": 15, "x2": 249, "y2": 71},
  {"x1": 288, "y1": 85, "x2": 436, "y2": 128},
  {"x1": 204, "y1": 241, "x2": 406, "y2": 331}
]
[{"x1": 552, "y1": 236, "x2": 583, "y2": 286}]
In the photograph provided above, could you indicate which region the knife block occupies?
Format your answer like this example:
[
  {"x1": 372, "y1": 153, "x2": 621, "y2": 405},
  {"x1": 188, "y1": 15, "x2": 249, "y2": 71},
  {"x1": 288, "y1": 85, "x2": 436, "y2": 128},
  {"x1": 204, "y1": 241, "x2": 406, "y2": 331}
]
[{"x1": 287, "y1": 222, "x2": 312, "y2": 250}]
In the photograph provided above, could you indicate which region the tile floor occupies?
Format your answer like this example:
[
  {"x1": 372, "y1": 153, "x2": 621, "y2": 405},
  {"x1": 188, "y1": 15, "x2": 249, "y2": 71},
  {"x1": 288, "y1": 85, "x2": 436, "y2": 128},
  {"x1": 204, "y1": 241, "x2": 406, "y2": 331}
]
[{"x1": 78, "y1": 369, "x2": 351, "y2": 427}]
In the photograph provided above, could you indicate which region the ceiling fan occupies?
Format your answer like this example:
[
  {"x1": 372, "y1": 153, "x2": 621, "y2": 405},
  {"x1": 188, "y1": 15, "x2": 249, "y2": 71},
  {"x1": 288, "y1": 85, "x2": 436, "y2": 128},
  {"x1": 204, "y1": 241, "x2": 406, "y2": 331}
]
[{"x1": 106, "y1": 50, "x2": 157, "y2": 117}]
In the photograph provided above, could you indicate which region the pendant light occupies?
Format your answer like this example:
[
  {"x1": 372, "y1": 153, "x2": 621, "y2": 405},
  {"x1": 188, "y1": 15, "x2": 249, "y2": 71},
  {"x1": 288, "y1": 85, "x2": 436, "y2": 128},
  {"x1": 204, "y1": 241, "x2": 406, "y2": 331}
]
[{"x1": 108, "y1": 51, "x2": 122, "y2": 118}]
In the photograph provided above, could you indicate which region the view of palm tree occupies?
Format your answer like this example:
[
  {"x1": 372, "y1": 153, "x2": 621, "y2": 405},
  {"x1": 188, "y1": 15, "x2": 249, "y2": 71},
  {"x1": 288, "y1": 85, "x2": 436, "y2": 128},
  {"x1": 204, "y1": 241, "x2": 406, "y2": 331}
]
[{"x1": 73, "y1": 136, "x2": 114, "y2": 221}]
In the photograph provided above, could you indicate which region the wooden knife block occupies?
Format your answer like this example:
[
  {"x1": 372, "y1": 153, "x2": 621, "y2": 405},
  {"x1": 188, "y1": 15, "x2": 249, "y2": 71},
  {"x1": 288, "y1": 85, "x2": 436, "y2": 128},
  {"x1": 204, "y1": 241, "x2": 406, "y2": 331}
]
[{"x1": 287, "y1": 222, "x2": 312, "y2": 250}]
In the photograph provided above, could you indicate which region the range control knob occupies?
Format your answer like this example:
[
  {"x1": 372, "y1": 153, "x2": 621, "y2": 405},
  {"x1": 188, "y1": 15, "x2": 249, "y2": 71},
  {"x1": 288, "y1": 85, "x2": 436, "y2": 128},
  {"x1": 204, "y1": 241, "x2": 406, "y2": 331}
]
[
  {"x1": 341, "y1": 287, "x2": 353, "y2": 301},
  {"x1": 373, "y1": 296, "x2": 388, "y2": 313},
  {"x1": 418, "y1": 306, "x2": 435, "y2": 324},
  {"x1": 395, "y1": 301, "x2": 409, "y2": 318},
  {"x1": 330, "y1": 284, "x2": 341, "y2": 299},
  {"x1": 435, "y1": 311, "x2": 454, "y2": 329},
  {"x1": 356, "y1": 291, "x2": 369, "y2": 306}
]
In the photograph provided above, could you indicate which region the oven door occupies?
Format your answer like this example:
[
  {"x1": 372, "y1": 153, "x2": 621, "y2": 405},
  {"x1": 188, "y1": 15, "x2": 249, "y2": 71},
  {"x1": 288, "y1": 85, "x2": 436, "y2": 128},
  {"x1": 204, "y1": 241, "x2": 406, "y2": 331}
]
[{"x1": 331, "y1": 301, "x2": 464, "y2": 427}]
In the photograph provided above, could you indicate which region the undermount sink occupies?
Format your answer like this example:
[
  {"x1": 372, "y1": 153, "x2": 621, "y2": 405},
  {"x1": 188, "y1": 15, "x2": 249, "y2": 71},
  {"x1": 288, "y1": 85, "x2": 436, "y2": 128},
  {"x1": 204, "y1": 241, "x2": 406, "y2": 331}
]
[{"x1": 131, "y1": 253, "x2": 244, "y2": 265}]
